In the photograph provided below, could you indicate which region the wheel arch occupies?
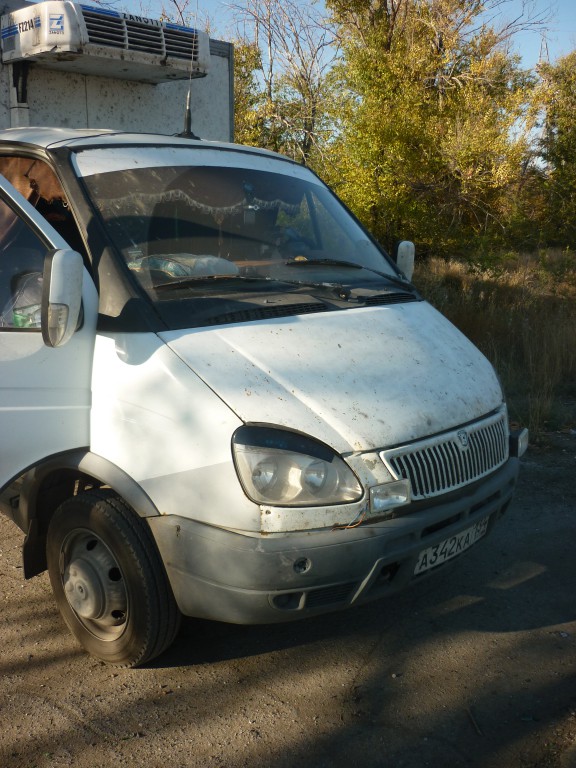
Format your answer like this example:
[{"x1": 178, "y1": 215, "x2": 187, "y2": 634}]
[{"x1": 18, "y1": 450, "x2": 161, "y2": 578}]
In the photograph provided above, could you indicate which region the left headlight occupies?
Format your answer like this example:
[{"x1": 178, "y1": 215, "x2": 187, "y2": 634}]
[{"x1": 232, "y1": 426, "x2": 363, "y2": 507}]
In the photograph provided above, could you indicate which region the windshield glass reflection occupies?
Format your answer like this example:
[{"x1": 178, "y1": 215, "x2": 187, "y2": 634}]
[{"x1": 76, "y1": 147, "x2": 398, "y2": 302}]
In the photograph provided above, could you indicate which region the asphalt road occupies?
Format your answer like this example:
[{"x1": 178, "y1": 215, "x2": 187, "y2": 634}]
[{"x1": 1, "y1": 435, "x2": 575, "y2": 768}]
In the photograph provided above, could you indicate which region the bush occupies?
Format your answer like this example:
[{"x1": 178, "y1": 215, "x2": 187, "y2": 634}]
[{"x1": 415, "y1": 251, "x2": 576, "y2": 435}]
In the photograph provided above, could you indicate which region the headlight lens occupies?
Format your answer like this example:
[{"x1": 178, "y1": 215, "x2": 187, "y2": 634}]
[{"x1": 232, "y1": 426, "x2": 363, "y2": 506}]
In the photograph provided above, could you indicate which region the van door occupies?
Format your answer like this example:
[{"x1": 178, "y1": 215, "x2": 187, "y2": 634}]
[{"x1": 0, "y1": 174, "x2": 97, "y2": 491}]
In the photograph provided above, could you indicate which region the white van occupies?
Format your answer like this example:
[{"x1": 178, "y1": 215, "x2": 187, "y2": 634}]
[{"x1": 0, "y1": 128, "x2": 528, "y2": 666}]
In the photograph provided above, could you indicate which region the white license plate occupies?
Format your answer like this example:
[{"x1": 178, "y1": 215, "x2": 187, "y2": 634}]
[{"x1": 414, "y1": 517, "x2": 490, "y2": 575}]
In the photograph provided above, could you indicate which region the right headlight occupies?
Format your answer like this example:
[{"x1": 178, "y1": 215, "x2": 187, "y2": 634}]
[{"x1": 232, "y1": 426, "x2": 363, "y2": 507}]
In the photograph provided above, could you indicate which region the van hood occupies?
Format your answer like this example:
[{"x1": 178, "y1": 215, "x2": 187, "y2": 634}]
[{"x1": 160, "y1": 302, "x2": 504, "y2": 454}]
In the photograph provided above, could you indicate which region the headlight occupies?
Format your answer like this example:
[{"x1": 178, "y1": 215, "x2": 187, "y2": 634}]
[{"x1": 232, "y1": 426, "x2": 363, "y2": 506}]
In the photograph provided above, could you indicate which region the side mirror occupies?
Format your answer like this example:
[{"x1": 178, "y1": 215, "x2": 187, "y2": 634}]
[
  {"x1": 396, "y1": 241, "x2": 415, "y2": 282},
  {"x1": 41, "y1": 249, "x2": 84, "y2": 348}
]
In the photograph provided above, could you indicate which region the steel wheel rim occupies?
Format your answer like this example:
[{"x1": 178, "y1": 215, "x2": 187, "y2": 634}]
[{"x1": 59, "y1": 528, "x2": 128, "y2": 641}]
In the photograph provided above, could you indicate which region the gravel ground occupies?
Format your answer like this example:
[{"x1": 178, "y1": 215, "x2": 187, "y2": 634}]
[{"x1": 1, "y1": 434, "x2": 575, "y2": 768}]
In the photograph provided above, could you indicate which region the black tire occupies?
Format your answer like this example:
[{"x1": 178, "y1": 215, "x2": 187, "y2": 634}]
[{"x1": 46, "y1": 490, "x2": 181, "y2": 667}]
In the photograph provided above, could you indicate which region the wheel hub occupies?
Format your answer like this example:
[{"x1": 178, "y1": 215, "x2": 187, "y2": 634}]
[
  {"x1": 64, "y1": 557, "x2": 106, "y2": 619},
  {"x1": 61, "y1": 532, "x2": 128, "y2": 628}
]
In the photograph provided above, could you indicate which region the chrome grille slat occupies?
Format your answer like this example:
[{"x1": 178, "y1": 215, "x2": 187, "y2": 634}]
[
  {"x1": 446, "y1": 440, "x2": 462, "y2": 484},
  {"x1": 470, "y1": 430, "x2": 482, "y2": 475},
  {"x1": 381, "y1": 410, "x2": 509, "y2": 500},
  {"x1": 414, "y1": 451, "x2": 429, "y2": 496},
  {"x1": 429, "y1": 446, "x2": 445, "y2": 490},
  {"x1": 485, "y1": 423, "x2": 496, "y2": 466},
  {"x1": 437, "y1": 442, "x2": 451, "y2": 488}
]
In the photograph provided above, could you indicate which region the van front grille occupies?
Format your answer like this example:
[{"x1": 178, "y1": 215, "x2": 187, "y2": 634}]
[{"x1": 381, "y1": 409, "x2": 509, "y2": 500}]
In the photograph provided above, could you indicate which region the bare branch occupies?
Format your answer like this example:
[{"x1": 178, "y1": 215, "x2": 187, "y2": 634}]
[{"x1": 228, "y1": 0, "x2": 338, "y2": 163}]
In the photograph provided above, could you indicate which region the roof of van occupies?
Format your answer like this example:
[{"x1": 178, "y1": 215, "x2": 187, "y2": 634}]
[{"x1": 0, "y1": 127, "x2": 285, "y2": 160}]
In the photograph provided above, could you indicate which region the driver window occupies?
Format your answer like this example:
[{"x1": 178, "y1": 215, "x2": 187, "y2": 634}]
[
  {"x1": 0, "y1": 156, "x2": 85, "y2": 255},
  {"x1": 0, "y1": 197, "x2": 46, "y2": 329}
]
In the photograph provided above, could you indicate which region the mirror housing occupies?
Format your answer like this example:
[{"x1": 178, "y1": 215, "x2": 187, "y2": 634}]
[
  {"x1": 396, "y1": 241, "x2": 415, "y2": 282},
  {"x1": 41, "y1": 249, "x2": 84, "y2": 348}
]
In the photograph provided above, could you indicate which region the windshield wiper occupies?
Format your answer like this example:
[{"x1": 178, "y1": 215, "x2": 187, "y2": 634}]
[
  {"x1": 363, "y1": 269, "x2": 416, "y2": 291},
  {"x1": 153, "y1": 274, "x2": 277, "y2": 291},
  {"x1": 285, "y1": 258, "x2": 363, "y2": 270},
  {"x1": 284, "y1": 258, "x2": 414, "y2": 292}
]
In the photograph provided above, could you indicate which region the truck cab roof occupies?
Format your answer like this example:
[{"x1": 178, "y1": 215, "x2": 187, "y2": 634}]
[{"x1": 0, "y1": 127, "x2": 286, "y2": 162}]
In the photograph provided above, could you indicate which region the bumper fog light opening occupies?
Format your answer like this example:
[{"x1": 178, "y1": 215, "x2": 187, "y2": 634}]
[{"x1": 272, "y1": 592, "x2": 304, "y2": 611}]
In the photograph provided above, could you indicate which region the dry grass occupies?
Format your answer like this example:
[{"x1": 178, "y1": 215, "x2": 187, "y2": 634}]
[{"x1": 415, "y1": 250, "x2": 576, "y2": 436}]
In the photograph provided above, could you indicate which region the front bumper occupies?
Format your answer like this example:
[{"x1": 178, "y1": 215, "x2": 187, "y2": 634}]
[{"x1": 147, "y1": 457, "x2": 520, "y2": 624}]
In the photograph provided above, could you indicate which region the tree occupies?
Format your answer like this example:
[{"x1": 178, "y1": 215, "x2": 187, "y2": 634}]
[
  {"x1": 322, "y1": 0, "x2": 539, "y2": 257},
  {"x1": 233, "y1": 41, "x2": 267, "y2": 148},
  {"x1": 537, "y1": 51, "x2": 576, "y2": 247},
  {"x1": 156, "y1": 0, "x2": 216, "y2": 31},
  {"x1": 230, "y1": 0, "x2": 337, "y2": 165}
]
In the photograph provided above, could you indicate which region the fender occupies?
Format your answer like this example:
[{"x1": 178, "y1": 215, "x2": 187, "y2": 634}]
[{"x1": 16, "y1": 449, "x2": 161, "y2": 577}]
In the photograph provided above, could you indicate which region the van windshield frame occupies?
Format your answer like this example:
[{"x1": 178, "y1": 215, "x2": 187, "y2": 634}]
[{"x1": 73, "y1": 145, "x2": 402, "y2": 325}]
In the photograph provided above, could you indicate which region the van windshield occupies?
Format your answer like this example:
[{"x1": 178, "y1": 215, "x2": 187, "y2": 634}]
[{"x1": 75, "y1": 145, "x2": 399, "y2": 303}]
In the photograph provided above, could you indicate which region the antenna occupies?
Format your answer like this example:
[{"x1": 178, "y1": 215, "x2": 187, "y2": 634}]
[
  {"x1": 179, "y1": 0, "x2": 201, "y2": 139},
  {"x1": 180, "y1": 88, "x2": 200, "y2": 139}
]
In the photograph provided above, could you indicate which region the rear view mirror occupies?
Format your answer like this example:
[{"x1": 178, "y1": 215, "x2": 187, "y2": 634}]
[
  {"x1": 396, "y1": 241, "x2": 415, "y2": 281},
  {"x1": 41, "y1": 249, "x2": 84, "y2": 347}
]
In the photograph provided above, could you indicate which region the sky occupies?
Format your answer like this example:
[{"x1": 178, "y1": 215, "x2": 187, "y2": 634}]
[
  {"x1": 140, "y1": 0, "x2": 575, "y2": 70},
  {"x1": 504, "y1": 0, "x2": 576, "y2": 68}
]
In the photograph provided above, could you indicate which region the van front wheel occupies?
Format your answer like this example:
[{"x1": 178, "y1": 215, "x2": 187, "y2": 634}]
[{"x1": 46, "y1": 490, "x2": 181, "y2": 668}]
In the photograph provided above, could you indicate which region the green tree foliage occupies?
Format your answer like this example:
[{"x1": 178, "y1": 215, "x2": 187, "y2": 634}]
[
  {"x1": 233, "y1": 41, "x2": 267, "y2": 147},
  {"x1": 538, "y1": 51, "x2": 576, "y2": 247},
  {"x1": 322, "y1": 0, "x2": 536, "y2": 257}
]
